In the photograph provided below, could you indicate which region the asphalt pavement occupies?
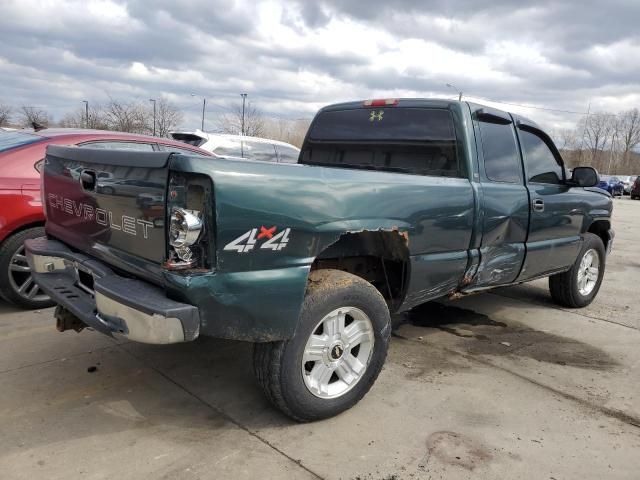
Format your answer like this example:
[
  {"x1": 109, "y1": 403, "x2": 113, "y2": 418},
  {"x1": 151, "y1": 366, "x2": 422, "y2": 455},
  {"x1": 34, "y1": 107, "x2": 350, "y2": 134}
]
[{"x1": 1, "y1": 198, "x2": 638, "y2": 479}]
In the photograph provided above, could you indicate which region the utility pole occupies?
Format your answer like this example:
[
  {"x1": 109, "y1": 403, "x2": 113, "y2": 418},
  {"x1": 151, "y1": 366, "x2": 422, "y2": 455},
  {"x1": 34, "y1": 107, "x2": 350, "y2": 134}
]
[
  {"x1": 201, "y1": 98, "x2": 206, "y2": 131},
  {"x1": 149, "y1": 98, "x2": 156, "y2": 136},
  {"x1": 82, "y1": 100, "x2": 89, "y2": 128},
  {"x1": 191, "y1": 94, "x2": 206, "y2": 131},
  {"x1": 240, "y1": 93, "x2": 247, "y2": 135}
]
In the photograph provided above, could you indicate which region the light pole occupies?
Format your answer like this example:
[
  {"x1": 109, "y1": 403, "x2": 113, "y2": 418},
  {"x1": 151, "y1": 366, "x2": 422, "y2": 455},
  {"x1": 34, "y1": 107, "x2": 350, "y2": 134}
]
[
  {"x1": 82, "y1": 100, "x2": 89, "y2": 128},
  {"x1": 191, "y1": 93, "x2": 206, "y2": 131},
  {"x1": 240, "y1": 93, "x2": 247, "y2": 135},
  {"x1": 149, "y1": 98, "x2": 156, "y2": 136},
  {"x1": 446, "y1": 83, "x2": 463, "y2": 101}
]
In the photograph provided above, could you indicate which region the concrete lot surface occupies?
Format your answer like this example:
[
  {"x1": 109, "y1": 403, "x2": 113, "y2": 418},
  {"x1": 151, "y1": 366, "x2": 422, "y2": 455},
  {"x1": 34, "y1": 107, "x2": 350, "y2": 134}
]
[{"x1": 1, "y1": 199, "x2": 639, "y2": 479}]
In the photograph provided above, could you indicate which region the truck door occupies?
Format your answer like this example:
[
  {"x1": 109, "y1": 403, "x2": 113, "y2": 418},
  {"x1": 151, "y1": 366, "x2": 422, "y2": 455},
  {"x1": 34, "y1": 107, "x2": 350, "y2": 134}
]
[
  {"x1": 516, "y1": 123, "x2": 582, "y2": 280},
  {"x1": 471, "y1": 107, "x2": 529, "y2": 287}
]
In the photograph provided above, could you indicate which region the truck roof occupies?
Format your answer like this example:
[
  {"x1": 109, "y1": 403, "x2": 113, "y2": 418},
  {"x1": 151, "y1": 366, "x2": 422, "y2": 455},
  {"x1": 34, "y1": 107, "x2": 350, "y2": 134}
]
[{"x1": 318, "y1": 98, "x2": 541, "y2": 130}]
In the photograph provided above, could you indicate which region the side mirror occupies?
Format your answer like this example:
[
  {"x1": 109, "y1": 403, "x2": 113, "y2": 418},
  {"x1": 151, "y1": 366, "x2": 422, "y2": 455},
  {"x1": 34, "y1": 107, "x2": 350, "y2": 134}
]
[{"x1": 571, "y1": 166, "x2": 599, "y2": 187}]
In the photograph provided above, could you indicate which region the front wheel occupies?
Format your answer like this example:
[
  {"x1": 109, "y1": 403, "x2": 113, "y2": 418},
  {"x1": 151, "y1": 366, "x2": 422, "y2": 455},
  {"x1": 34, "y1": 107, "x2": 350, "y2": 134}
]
[
  {"x1": 549, "y1": 233, "x2": 606, "y2": 308},
  {"x1": 253, "y1": 269, "x2": 391, "y2": 422}
]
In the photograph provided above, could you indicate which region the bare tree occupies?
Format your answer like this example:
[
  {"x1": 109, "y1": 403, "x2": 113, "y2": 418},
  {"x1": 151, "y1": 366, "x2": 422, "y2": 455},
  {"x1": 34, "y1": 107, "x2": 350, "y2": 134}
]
[
  {"x1": 59, "y1": 104, "x2": 108, "y2": 130},
  {"x1": 103, "y1": 97, "x2": 149, "y2": 134},
  {"x1": 552, "y1": 128, "x2": 580, "y2": 168},
  {"x1": 263, "y1": 117, "x2": 310, "y2": 147},
  {"x1": 19, "y1": 106, "x2": 50, "y2": 128},
  {"x1": 618, "y1": 109, "x2": 640, "y2": 170},
  {"x1": 577, "y1": 112, "x2": 616, "y2": 169},
  {"x1": 553, "y1": 128, "x2": 577, "y2": 151},
  {"x1": 152, "y1": 97, "x2": 183, "y2": 137},
  {"x1": 0, "y1": 103, "x2": 12, "y2": 127},
  {"x1": 218, "y1": 102, "x2": 265, "y2": 137}
]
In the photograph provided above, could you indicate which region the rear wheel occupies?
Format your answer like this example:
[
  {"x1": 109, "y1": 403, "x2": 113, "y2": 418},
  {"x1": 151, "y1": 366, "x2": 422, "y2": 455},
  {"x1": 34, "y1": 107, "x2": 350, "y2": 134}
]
[
  {"x1": 549, "y1": 233, "x2": 605, "y2": 308},
  {"x1": 0, "y1": 227, "x2": 54, "y2": 309},
  {"x1": 253, "y1": 269, "x2": 391, "y2": 422}
]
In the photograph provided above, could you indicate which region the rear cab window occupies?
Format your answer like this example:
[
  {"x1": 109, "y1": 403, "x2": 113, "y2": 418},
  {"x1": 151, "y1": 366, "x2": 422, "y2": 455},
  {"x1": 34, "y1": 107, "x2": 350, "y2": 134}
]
[
  {"x1": 476, "y1": 112, "x2": 522, "y2": 184},
  {"x1": 301, "y1": 107, "x2": 462, "y2": 177}
]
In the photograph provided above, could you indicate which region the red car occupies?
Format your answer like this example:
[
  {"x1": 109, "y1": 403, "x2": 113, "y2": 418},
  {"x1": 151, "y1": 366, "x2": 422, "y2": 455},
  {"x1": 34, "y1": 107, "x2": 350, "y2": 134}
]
[{"x1": 0, "y1": 128, "x2": 212, "y2": 309}]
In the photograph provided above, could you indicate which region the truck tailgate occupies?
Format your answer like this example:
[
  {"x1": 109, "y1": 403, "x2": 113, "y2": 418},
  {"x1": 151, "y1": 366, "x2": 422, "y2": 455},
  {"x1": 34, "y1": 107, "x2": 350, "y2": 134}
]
[{"x1": 43, "y1": 145, "x2": 169, "y2": 267}]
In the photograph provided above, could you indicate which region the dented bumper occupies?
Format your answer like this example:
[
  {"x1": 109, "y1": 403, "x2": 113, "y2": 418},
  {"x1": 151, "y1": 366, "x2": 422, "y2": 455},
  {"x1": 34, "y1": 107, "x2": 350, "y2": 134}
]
[{"x1": 25, "y1": 237, "x2": 200, "y2": 344}]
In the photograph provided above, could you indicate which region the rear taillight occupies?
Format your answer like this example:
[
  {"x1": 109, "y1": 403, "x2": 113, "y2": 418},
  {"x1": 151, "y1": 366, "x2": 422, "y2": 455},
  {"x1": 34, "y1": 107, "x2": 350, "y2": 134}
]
[
  {"x1": 164, "y1": 172, "x2": 213, "y2": 271},
  {"x1": 169, "y1": 208, "x2": 202, "y2": 248},
  {"x1": 363, "y1": 99, "x2": 399, "y2": 107}
]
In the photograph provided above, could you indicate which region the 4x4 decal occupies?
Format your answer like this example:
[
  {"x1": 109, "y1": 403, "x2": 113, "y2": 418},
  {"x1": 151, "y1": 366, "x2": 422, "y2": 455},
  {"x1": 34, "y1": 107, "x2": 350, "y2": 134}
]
[{"x1": 224, "y1": 226, "x2": 291, "y2": 253}]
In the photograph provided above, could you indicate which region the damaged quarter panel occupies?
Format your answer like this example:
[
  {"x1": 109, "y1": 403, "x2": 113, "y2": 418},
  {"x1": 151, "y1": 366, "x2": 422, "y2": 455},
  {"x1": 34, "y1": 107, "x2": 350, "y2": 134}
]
[{"x1": 168, "y1": 155, "x2": 475, "y2": 339}]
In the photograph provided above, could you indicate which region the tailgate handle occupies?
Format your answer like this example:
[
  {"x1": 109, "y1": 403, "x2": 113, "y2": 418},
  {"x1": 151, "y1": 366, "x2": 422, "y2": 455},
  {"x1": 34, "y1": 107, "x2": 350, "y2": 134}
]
[{"x1": 80, "y1": 170, "x2": 96, "y2": 191}]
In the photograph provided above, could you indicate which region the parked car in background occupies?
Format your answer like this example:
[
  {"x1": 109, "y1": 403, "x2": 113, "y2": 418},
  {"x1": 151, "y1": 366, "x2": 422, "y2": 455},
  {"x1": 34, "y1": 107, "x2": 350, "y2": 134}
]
[
  {"x1": 631, "y1": 176, "x2": 640, "y2": 200},
  {"x1": 597, "y1": 175, "x2": 624, "y2": 197},
  {"x1": 619, "y1": 175, "x2": 635, "y2": 195},
  {"x1": 170, "y1": 130, "x2": 300, "y2": 163},
  {"x1": 0, "y1": 128, "x2": 212, "y2": 309}
]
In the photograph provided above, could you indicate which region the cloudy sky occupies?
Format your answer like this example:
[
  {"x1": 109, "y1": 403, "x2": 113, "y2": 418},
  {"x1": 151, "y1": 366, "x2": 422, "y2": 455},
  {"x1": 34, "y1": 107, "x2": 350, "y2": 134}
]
[{"x1": 1, "y1": 0, "x2": 639, "y2": 131}]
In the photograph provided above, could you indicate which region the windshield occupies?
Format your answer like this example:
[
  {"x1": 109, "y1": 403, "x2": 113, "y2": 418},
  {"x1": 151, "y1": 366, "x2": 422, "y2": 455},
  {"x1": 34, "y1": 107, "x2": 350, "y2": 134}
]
[{"x1": 0, "y1": 131, "x2": 43, "y2": 153}]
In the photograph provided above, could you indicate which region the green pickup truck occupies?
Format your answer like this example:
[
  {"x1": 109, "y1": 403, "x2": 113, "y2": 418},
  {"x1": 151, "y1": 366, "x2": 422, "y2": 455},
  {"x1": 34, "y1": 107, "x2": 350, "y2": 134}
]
[{"x1": 26, "y1": 99, "x2": 613, "y2": 421}]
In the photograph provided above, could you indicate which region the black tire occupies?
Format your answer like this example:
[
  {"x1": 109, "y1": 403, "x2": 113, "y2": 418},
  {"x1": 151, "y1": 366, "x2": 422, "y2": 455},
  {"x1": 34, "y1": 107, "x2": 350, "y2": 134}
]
[
  {"x1": 549, "y1": 233, "x2": 606, "y2": 308},
  {"x1": 0, "y1": 227, "x2": 55, "y2": 309},
  {"x1": 253, "y1": 269, "x2": 391, "y2": 422}
]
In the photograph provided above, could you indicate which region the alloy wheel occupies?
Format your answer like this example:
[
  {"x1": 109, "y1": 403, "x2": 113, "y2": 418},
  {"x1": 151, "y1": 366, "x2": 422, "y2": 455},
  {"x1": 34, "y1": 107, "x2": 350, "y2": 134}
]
[
  {"x1": 301, "y1": 306, "x2": 375, "y2": 399},
  {"x1": 8, "y1": 245, "x2": 49, "y2": 303},
  {"x1": 577, "y1": 248, "x2": 600, "y2": 296}
]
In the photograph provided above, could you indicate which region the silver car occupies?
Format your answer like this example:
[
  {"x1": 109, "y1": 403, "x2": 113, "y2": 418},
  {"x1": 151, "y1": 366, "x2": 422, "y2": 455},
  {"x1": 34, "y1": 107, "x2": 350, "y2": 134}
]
[{"x1": 619, "y1": 175, "x2": 635, "y2": 194}]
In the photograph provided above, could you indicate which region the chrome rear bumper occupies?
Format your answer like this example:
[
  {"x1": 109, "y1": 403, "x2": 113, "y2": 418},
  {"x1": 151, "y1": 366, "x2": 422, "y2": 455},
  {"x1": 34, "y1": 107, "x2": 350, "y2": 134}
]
[{"x1": 25, "y1": 237, "x2": 199, "y2": 344}]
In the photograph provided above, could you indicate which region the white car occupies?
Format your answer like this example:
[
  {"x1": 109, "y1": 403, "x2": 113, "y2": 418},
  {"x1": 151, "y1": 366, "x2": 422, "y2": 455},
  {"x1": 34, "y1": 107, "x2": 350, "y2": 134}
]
[
  {"x1": 169, "y1": 130, "x2": 300, "y2": 164},
  {"x1": 618, "y1": 175, "x2": 635, "y2": 194}
]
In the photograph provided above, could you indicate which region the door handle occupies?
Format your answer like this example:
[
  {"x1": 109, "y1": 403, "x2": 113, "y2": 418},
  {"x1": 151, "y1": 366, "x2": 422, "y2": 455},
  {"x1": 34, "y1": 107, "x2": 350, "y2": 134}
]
[{"x1": 532, "y1": 198, "x2": 545, "y2": 212}]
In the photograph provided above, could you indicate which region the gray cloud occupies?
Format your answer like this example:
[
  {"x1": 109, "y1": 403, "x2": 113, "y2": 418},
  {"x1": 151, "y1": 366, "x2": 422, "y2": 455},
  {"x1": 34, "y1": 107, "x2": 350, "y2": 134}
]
[{"x1": 0, "y1": 0, "x2": 639, "y2": 132}]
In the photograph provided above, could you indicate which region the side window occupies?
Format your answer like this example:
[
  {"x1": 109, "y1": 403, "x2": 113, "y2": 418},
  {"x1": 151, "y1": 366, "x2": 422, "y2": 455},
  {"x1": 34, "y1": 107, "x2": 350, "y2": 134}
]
[
  {"x1": 212, "y1": 139, "x2": 243, "y2": 157},
  {"x1": 276, "y1": 145, "x2": 300, "y2": 163},
  {"x1": 80, "y1": 141, "x2": 155, "y2": 151},
  {"x1": 157, "y1": 144, "x2": 209, "y2": 156},
  {"x1": 519, "y1": 130, "x2": 563, "y2": 184},
  {"x1": 242, "y1": 141, "x2": 277, "y2": 162},
  {"x1": 478, "y1": 120, "x2": 521, "y2": 183}
]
